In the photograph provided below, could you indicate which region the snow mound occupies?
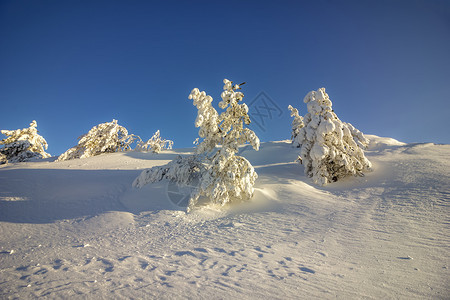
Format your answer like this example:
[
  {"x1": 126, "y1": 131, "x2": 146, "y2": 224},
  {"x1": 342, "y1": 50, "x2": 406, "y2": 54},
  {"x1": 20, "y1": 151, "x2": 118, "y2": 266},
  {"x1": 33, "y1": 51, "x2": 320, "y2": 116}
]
[{"x1": 366, "y1": 134, "x2": 406, "y2": 150}]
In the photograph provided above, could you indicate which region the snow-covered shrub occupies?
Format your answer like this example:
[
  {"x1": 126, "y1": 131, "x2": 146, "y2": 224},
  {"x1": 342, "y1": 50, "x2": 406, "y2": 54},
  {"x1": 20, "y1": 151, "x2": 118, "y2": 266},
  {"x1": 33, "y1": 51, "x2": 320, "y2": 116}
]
[
  {"x1": 289, "y1": 88, "x2": 372, "y2": 185},
  {"x1": 0, "y1": 120, "x2": 51, "y2": 164},
  {"x1": 133, "y1": 79, "x2": 260, "y2": 212},
  {"x1": 135, "y1": 130, "x2": 173, "y2": 153},
  {"x1": 57, "y1": 119, "x2": 138, "y2": 161},
  {"x1": 133, "y1": 155, "x2": 205, "y2": 188}
]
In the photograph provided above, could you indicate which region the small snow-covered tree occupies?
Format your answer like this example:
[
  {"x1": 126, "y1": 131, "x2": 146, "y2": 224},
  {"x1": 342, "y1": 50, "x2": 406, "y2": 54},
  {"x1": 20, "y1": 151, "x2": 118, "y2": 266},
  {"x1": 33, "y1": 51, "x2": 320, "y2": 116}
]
[
  {"x1": 133, "y1": 79, "x2": 260, "y2": 212},
  {"x1": 289, "y1": 88, "x2": 372, "y2": 185},
  {"x1": 0, "y1": 120, "x2": 51, "y2": 164},
  {"x1": 135, "y1": 130, "x2": 173, "y2": 153},
  {"x1": 288, "y1": 105, "x2": 304, "y2": 147},
  {"x1": 57, "y1": 119, "x2": 138, "y2": 161}
]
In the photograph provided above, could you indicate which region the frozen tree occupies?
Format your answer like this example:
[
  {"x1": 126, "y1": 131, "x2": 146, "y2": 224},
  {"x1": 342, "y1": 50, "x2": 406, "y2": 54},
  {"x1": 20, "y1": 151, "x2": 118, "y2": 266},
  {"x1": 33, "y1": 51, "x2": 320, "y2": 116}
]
[
  {"x1": 133, "y1": 79, "x2": 260, "y2": 212},
  {"x1": 0, "y1": 120, "x2": 51, "y2": 164},
  {"x1": 187, "y1": 79, "x2": 260, "y2": 211},
  {"x1": 289, "y1": 88, "x2": 372, "y2": 185},
  {"x1": 288, "y1": 105, "x2": 304, "y2": 147},
  {"x1": 135, "y1": 130, "x2": 173, "y2": 153},
  {"x1": 57, "y1": 119, "x2": 138, "y2": 161}
]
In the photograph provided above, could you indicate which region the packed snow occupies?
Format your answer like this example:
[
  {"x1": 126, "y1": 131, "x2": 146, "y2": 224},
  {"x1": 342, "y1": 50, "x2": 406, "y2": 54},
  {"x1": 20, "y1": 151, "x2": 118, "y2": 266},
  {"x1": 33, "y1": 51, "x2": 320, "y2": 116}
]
[{"x1": 0, "y1": 135, "x2": 449, "y2": 299}]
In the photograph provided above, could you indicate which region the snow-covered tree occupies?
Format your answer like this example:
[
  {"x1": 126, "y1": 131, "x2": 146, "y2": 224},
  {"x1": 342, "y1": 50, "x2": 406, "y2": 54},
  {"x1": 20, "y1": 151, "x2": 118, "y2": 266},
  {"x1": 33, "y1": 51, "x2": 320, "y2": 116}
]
[
  {"x1": 0, "y1": 120, "x2": 51, "y2": 164},
  {"x1": 289, "y1": 88, "x2": 372, "y2": 185},
  {"x1": 57, "y1": 119, "x2": 138, "y2": 161},
  {"x1": 135, "y1": 130, "x2": 173, "y2": 153},
  {"x1": 188, "y1": 79, "x2": 260, "y2": 211},
  {"x1": 133, "y1": 79, "x2": 260, "y2": 212},
  {"x1": 288, "y1": 104, "x2": 304, "y2": 147}
]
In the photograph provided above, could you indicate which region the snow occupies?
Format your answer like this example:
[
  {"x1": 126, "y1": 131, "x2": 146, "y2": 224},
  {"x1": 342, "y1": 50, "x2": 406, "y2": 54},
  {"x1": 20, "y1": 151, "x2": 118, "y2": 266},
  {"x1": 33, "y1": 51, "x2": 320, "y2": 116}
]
[{"x1": 0, "y1": 136, "x2": 449, "y2": 299}]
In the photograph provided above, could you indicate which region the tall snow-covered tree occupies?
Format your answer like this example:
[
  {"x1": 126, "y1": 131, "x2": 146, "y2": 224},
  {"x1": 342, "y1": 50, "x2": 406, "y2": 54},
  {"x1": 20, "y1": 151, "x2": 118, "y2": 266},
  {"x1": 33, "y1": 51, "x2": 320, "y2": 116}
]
[
  {"x1": 135, "y1": 130, "x2": 173, "y2": 153},
  {"x1": 188, "y1": 79, "x2": 260, "y2": 211},
  {"x1": 289, "y1": 88, "x2": 372, "y2": 185},
  {"x1": 133, "y1": 79, "x2": 260, "y2": 212},
  {"x1": 0, "y1": 120, "x2": 51, "y2": 164},
  {"x1": 57, "y1": 119, "x2": 138, "y2": 161}
]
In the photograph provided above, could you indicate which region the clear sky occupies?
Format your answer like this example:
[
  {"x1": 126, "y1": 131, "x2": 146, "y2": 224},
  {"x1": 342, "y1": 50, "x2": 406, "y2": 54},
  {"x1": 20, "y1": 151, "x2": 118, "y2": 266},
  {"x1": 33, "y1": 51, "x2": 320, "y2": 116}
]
[{"x1": 1, "y1": 0, "x2": 449, "y2": 156}]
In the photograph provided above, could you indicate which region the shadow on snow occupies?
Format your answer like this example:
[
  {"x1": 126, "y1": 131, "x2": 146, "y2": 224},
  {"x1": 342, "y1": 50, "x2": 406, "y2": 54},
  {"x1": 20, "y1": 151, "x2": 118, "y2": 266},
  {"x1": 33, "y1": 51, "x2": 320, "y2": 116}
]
[{"x1": 0, "y1": 168, "x2": 182, "y2": 224}]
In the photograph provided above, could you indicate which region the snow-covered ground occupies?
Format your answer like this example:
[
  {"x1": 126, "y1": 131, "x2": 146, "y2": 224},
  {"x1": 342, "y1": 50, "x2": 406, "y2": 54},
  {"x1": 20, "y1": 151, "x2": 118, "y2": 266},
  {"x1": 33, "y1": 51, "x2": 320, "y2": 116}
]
[{"x1": 0, "y1": 136, "x2": 449, "y2": 299}]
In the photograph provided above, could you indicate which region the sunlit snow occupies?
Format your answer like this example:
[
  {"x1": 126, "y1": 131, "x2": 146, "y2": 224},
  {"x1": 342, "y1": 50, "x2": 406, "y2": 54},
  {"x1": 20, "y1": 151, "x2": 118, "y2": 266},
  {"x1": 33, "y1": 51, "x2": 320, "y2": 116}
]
[{"x1": 0, "y1": 136, "x2": 448, "y2": 299}]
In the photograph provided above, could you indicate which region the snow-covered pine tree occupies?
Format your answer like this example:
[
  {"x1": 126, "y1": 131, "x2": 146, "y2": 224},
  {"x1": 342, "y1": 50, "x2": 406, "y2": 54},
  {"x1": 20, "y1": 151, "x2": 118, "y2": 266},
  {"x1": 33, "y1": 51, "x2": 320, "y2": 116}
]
[
  {"x1": 289, "y1": 88, "x2": 372, "y2": 185},
  {"x1": 288, "y1": 105, "x2": 304, "y2": 148},
  {"x1": 135, "y1": 130, "x2": 173, "y2": 153},
  {"x1": 188, "y1": 79, "x2": 260, "y2": 211},
  {"x1": 133, "y1": 79, "x2": 260, "y2": 212},
  {"x1": 0, "y1": 120, "x2": 51, "y2": 164},
  {"x1": 57, "y1": 119, "x2": 138, "y2": 161}
]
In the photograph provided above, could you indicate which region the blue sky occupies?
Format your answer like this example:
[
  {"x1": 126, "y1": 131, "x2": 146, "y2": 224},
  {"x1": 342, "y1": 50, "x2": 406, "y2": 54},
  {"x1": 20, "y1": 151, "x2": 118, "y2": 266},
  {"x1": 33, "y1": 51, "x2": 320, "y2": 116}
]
[{"x1": 1, "y1": 0, "x2": 449, "y2": 156}]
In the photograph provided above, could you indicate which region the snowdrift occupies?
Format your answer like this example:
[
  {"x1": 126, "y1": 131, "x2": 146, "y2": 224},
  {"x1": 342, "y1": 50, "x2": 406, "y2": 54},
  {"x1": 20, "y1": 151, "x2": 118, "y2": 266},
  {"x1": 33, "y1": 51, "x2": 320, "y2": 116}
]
[{"x1": 0, "y1": 136, "x2": 449, "y2": 299}]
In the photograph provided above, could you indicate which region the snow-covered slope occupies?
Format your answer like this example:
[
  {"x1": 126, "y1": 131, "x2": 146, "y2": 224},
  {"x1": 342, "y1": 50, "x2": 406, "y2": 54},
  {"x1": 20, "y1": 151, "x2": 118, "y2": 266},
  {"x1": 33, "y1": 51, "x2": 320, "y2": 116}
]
[{"x1": 0, "y1": 136, "x2": 449, "y2": 299}]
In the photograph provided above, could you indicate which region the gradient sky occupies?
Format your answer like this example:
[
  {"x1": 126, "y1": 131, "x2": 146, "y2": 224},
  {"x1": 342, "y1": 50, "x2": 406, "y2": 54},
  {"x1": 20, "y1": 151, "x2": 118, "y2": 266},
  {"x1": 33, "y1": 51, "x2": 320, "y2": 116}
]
[{"x1": 1, "y1": 0, "x2": 449, "y2": 156}]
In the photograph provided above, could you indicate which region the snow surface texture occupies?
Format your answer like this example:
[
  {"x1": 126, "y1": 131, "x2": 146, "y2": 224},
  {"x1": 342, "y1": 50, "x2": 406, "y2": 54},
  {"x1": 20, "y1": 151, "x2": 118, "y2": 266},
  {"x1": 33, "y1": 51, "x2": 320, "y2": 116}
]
[
  {"x1": 134, "y1": 79, "x2": 260, "y2": 212},
  {"x1": 0, "y1": 121, "x2": 51, "y2": 164},
  {"x1": 290, "y1": 88, "x2": 372, "y2": 186},
  {"x1": 0, "y1": 136, "x2": 449, "y2": 299}
]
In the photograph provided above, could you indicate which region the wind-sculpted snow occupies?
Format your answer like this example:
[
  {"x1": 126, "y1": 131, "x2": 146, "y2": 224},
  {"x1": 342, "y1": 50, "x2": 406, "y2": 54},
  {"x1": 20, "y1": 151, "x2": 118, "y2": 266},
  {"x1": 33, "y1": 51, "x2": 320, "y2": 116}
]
[{"x1": 0, "y1": 136, "x2": 449, "y2": 299}]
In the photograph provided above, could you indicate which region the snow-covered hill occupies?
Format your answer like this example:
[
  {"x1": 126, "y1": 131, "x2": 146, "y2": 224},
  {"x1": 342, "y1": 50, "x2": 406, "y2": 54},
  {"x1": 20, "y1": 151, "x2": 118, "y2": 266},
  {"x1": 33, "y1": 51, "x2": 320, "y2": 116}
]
[{"x1": 0, "y1": 136, "x2": 449, "y2": 299}]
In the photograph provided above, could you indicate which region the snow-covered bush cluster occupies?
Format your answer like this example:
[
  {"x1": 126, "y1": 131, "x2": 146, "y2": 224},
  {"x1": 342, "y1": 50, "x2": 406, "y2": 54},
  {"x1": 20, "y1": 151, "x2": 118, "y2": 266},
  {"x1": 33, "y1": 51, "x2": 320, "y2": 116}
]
[
  {"x1": 57, "y1": 120, "x2": 138, "y2": 161},
  {"x1": 289, "y1": 88, "x2": 372, "y2": 185},
  {"x1": 57, "y1": 120, "x2": 172, "y2": 161},
  {"x1": 135, "y1": 130, "x2": 173, "y2": 153},
  {"x1": 1, "y1": 118, "x2": 172, "y2": 163},
  {"x1": 133, "y1": 79, "x2": 260, "y2": 212},
  {"x1": 0, "y1": 120, "x2": 51, "y2": 164}
]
